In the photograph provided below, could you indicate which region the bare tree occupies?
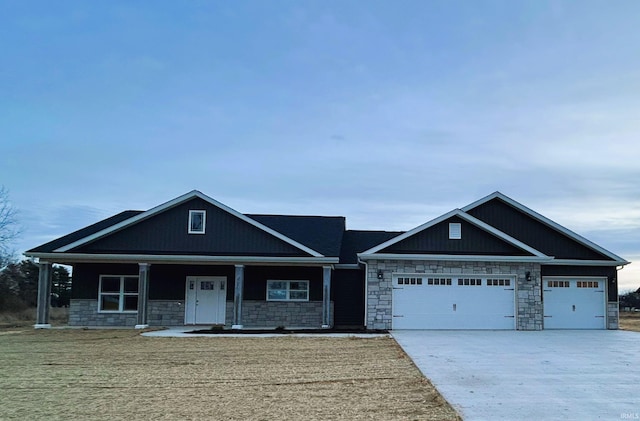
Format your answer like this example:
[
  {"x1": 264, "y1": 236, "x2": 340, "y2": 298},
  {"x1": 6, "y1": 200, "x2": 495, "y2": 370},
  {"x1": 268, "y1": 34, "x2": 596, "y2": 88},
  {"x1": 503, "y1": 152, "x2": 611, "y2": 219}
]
[{"x1": 0, "y1": 186, "x2": 20, "y2": 267}]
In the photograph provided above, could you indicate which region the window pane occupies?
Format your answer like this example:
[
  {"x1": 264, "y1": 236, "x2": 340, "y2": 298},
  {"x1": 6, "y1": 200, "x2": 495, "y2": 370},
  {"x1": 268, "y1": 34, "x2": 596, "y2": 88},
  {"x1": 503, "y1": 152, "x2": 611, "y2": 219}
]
[
  {"x1": 289, "y1": 281, "x2": 307, "y2": 291},
  {"x1": 290, "y1": 291, "x2": 308, "y2": 300},
  {"x1": 190, "y1": 211, "x2": 204, "y2": 232},
  {"x1": 123, "y1": 296, "x2": 138, "y2": 311},
  {"x1": 268, "y1": 281, "x2": 286, "y2": 290},
  {"x1": 101, "y1": 295, "x2": 120, "y2": 311},
  {"x1": 268, "y1": 290, "x2": 286, "y2": 300},
  {"x1": 101, "y1": 277, "x2": 120, "y2": 293},
  {"x1": 124, "y1": 277, "x2": 139, "y2": 293}
]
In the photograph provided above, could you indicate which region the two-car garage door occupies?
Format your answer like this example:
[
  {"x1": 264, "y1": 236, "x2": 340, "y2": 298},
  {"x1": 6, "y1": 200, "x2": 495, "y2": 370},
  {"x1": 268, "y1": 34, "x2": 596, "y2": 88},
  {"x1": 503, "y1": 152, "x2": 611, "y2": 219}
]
[{"x1": 392, "y1": 275, "x2": 515, "y2": 329}]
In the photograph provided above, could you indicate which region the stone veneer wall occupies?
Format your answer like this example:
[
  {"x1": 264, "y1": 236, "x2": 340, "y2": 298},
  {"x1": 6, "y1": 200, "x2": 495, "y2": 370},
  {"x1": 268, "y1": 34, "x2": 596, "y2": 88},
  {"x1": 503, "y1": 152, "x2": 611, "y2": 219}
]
[
  {"x1": 238, "y1": 300, "x2": 333, "y2": 328},
  {"x1": 69, "y1": 299, "x2": 333, "y2": 328},
  {"x1": 148, "y1": 300, "x2": 185, "y2": 326},
  {"x1": 366, "y1": 260, "x2": 542, "y2": 330},
  {"x1": 68, "y1": 299, "x2": 137, "y2": 326},
  {"x1": 607, "y1": 302, "x2": 619, "y2": 329}
]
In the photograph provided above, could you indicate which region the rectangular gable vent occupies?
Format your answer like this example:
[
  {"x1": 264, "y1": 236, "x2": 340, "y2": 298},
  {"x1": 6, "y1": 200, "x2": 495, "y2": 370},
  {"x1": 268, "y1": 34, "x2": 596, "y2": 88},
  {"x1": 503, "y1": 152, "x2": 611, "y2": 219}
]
[{"x1": 449, "y1": 222, "x2": 462, "y2": 240}]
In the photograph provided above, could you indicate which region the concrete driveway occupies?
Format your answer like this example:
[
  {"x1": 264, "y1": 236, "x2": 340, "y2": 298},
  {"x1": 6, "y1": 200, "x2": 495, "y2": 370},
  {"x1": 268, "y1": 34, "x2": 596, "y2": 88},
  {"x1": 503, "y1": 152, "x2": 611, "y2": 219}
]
[{"x1": 392, "y1": 330, "x2": 640, "y2": 421}]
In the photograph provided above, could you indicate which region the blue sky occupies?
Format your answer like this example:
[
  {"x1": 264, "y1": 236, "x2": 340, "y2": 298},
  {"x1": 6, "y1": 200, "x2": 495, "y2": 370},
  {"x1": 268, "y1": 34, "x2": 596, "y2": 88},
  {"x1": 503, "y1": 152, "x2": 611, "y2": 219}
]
[{"x1": 1, "y1": 1, "x2": 639, "y2": 291}]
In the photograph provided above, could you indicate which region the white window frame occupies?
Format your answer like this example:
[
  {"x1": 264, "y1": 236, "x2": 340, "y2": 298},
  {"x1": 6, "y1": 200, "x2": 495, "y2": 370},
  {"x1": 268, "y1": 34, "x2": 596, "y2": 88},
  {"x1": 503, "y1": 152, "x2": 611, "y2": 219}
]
[
  {"x1": 98, "y1": 275, "x2": 139, "y2": 313},
  {"x1": 188, "y1": 210, "x2": 206, "y2": 234},
  {"x1": 266, "y1": 280, "x2": 310, "y2": 302},
  {"x1": 449, "y1": 222, "x2": 462, "y2": 239}
]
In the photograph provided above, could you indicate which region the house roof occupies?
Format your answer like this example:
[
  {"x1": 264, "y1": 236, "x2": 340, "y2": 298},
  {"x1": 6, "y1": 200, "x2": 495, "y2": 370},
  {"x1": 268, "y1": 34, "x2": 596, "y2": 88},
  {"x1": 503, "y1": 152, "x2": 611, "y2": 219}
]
[
  {"x1": 26, "y1": 210, "x2": 144, "y2": 253},
  {"x1": 247, "y1": 214, "x2": 346, "y2": 257},
  {"x1": 339, "y1": 230, "x2": 404, "y2": 264},
  {"x1": 25, "y1": 190, "x2": 629, "y2": 268}
]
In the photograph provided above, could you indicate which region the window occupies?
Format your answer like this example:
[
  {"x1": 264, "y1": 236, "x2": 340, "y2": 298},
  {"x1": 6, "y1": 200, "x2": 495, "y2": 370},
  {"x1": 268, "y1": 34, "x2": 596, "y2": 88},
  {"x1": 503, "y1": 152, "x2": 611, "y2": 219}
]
[
  {"x1": 267, "y1": 280, "x2": 309, "y2": 301},
  {"x1": 99, "y1": 275, "x2": 139, "y2": 312},
  {"x1": 547, "y1": 280, "x2": 570, "y2": 288},
  {"x1": 487, "y1": 279, "x2": 511, "y2": 286},
  {"x1": 458, "y1": 278, "x2": 482, "y2": 286},
  {"x1": 426, "y1": 277, "x2": 452, "y2": 286},
  {"x1": 449, "y1": 223, "x2": 462, "y2": 239},
  {"x1": 188, "y1": 210, "x2": 206, "y2": 234},
  {"x1": 397, "y1": 277, "x2": 424, "y2": 285},
  {"x1": 577, "y1": 281, "x2": 599, "y2": 288}
]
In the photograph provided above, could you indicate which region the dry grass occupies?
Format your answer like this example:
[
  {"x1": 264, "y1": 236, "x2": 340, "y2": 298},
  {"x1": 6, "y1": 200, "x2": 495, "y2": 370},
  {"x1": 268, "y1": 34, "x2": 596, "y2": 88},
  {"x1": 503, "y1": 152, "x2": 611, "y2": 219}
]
[
  {"x1": 619, "y1": 312, "x2": 640, "y2": 332},
  {"x1": 0, "y1": 307, "x2": 68, "y2": 328},
  {"x1": 0, "y1": 329, "x2": 460, "y2": 421}
]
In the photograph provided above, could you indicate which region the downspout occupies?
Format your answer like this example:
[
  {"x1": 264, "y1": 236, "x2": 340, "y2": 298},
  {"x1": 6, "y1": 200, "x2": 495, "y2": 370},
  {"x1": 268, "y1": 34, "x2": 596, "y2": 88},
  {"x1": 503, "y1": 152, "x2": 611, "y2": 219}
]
[{"x1": 358, "y1": 256, "x2": 368, "y2": 328}]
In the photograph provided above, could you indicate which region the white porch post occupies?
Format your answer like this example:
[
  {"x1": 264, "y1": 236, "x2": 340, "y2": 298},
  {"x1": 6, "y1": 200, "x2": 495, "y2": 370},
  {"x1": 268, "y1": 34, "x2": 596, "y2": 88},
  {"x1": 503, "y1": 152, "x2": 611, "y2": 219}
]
[
  {"x1": 34, "y1": 262, "x2": 53, "y2": 329},
  {"x1": 322, "y1": 266, "x2": 332, "y2": 328},
  {"x1": 232, "y1": 265, "x2": 244, "y2": 329},
  {"x1": 135, "y1": 263, "x2": 150, "y2": 329}
]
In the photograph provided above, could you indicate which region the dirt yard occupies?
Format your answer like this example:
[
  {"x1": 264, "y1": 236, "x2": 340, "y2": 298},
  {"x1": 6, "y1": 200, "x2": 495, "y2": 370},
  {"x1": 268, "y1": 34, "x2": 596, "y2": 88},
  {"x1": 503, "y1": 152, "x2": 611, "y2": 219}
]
[
  {"x1": 619, "y1": 312, "x2": 640, "y2": 332},
  {"x1": 0, "y1": 329, "x2": 460, "y2": 421}
]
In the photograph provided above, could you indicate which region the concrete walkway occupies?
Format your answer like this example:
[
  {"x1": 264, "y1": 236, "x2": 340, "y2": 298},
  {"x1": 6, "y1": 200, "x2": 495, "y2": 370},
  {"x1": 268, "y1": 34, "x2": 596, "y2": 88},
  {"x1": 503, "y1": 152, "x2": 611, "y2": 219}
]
[
  {"x1": 392, "y1": 330, "x2": 640, "y2": 421},
  {"x1": 142, "y1": 327, "x2": 388, "y2": 338}
]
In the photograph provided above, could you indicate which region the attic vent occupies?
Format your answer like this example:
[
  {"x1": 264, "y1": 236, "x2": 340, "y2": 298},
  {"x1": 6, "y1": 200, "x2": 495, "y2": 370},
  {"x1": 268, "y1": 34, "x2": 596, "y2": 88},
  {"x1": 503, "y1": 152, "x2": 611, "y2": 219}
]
[{"x1": 449, "y1": 223, "x2": 461, "y2": 240}]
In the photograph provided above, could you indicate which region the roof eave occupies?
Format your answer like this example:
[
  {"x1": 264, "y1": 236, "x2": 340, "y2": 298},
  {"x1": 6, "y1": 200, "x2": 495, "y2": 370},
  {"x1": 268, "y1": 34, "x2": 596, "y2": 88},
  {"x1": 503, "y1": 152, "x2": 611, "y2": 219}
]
[
  {"x1": 24, "y1": 252, "x2": 338, "y2": 266},
  {"x1": 357, "y1": 253, "x2": 553, "y2": 263}
]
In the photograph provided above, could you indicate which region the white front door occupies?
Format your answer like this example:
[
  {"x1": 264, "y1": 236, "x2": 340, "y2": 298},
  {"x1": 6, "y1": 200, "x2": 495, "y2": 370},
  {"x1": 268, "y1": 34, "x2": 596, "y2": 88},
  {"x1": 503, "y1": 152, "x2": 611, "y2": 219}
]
[
  {"x1": 543, "y1": 278, "x2": 606, "y2": 329},
  {"x1": 392, "y1": 274, "x2": 516, "y2": 329},
  {"x1": 185, "y1": 276, "x2": 227, "y2": 325}
]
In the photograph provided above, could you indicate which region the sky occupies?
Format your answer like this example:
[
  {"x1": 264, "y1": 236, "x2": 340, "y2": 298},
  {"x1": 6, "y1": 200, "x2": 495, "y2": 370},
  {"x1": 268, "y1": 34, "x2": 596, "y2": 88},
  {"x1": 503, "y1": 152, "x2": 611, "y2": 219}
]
[{"x1": 1, "y1": 1, "x2": 639, "y2": 292}]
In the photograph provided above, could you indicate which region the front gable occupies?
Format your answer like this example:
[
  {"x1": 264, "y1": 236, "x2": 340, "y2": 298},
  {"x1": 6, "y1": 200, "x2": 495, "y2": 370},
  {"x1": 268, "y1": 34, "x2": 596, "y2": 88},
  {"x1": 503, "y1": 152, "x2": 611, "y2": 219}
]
[
  {"x1": 379, "y1": 215, "x2": 532, "y2": 256},
  {"x1": 72, "y1": 197, "x2": 312, "y2": 257},
  {"x1": 360, "y1": 209, "x2": 547, "y2": 261},
  {"x1": 464, "y1": 193, "x2": 625, "y2": 262}
]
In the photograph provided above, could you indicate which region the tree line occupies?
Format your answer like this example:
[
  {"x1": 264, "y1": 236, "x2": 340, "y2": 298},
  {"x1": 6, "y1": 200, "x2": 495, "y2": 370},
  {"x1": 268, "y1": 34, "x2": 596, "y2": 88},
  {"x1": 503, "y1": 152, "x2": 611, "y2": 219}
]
[{"x1": 0, "y1": 260, "x2": 71, "y2": 312}]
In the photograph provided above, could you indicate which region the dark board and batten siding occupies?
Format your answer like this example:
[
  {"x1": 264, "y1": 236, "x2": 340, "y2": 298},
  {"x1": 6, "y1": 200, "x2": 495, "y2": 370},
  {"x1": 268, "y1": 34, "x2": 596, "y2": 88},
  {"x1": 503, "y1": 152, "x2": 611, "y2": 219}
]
[
  {"x1": 74, "y1": 198, "x2": 311, "y2": 257},
  {"x1": 331, "y1": 269, "x2": 365, "y2": 328},
  {"x1": 381, "y1": 216, "x2": 531, "y2": 256},
  {"x1": 467, "y1": 199, "x2": 610, "y2": 260},
  {"x1": 72, "y1": 263, "x2": 328, "y2": 302}
]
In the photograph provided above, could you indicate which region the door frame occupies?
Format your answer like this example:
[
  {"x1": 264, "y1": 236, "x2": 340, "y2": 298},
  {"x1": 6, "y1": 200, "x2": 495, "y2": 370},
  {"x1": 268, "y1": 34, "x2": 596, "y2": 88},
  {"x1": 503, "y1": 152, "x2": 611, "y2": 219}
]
[{"x1": 184, "y1": 276, "x2": 227, "y2": 325}]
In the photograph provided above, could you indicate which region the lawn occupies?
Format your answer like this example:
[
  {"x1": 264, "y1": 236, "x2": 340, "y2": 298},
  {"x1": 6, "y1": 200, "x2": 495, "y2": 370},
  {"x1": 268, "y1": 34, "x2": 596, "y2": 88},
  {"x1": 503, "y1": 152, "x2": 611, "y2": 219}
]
[
  {"x1": 619, "y1": 312, "x2": 640, "y2": 332},
  {"x1": 0, "y1": 329, "x2": 460, "y2": 421}
]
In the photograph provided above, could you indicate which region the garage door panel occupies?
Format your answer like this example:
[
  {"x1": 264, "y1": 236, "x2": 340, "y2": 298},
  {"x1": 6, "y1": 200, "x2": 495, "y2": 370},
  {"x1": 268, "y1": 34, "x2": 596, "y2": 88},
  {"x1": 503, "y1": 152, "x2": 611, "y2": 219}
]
[
  {"x1": 543, "y1": 279, "x2": 605, "y2": 329},
  {"x1": 392, "y1": 275, "x2": 515, "y2": 330}
]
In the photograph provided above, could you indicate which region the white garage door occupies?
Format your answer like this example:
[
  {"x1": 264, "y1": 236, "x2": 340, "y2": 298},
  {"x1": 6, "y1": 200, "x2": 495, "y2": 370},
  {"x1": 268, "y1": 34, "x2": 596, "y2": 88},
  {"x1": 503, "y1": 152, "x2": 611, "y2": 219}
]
[
  {"x1": 392, "y1": 275, "x2": 515, "y2": 329},
  {"x1": 543, "y1": 278, "x2": 606, "y2": 329}
]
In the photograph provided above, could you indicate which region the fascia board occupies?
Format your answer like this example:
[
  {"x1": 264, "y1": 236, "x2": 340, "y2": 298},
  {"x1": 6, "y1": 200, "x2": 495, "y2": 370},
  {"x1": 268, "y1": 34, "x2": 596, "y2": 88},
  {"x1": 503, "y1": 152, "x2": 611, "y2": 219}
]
[
  {"x1": 357, "y1": 253, "x2": 553, "y2": 263},
  {"x1": 543, "y1": 259, "x2": 629, "y2": 267},
  {"x1": 54, "y1": 190, "x2": 324, "y2": 257},
  {"x1": 24, "y1": 252, "x2": 338, "y2": 265},
  {"x1": 462, "y1": 191, "x2": 628, "y2": 264}
]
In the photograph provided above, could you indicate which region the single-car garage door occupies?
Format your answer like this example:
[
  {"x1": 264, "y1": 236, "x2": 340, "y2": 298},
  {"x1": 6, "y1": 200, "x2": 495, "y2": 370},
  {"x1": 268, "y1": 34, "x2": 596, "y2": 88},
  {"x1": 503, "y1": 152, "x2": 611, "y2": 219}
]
[
  {"x1": 543, "y1": 278, "x2": 606, "y2": 329},
  {"x1": 392, "y1": 274, "x2": 515, "y2": 329}
]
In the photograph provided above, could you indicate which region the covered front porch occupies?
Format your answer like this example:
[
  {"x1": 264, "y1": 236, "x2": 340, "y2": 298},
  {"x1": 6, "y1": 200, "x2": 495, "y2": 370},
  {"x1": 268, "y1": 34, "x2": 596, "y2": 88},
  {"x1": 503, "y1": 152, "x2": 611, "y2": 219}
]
[{"x1": 33, "y1": 258, "x2": 335, "y2": 330}]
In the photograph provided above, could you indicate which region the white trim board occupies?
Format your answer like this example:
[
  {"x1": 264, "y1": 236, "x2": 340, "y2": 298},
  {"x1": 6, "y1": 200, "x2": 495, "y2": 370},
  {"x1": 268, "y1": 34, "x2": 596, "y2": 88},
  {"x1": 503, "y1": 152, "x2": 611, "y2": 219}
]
[
  {"x1": 52, "y1": 190, "x2": 325, "y2": 257},
  {"x1": 27, "y1": 252, "x2": 338, "y2": 265},
  {"x1": 358, "y1": 253, "x2": 552, "y2": 263}
]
